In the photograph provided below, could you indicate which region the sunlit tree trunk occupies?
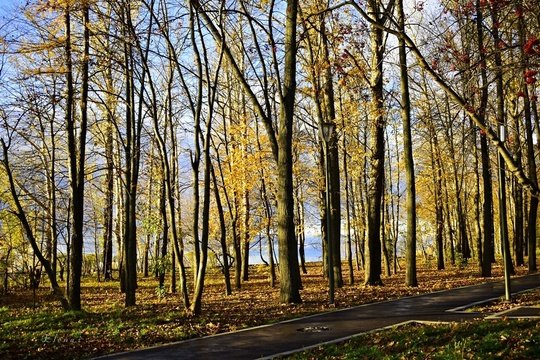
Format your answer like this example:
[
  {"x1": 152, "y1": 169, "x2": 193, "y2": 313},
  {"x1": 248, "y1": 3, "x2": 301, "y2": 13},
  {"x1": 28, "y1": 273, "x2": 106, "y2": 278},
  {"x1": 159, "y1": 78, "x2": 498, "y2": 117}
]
[
  {"x1": 301, "y1": 1, "x2": 342, "y2": 287},
  {"x1": 295, "y1": 185, "x2": 308, "y2": 275},
  {"x1": 158, "y1": 178, "x2": 168, "y2": 288},
  {"x1": 256, "y1": 120, "x2": 276, "y2": 286},
  {"x1": 1, "y1": 142, "x2": 70, "y2": 310},
  {"x1": 429, "y1": 122, "x2": 445, "y2": 271},
  {"x1": 472, "y1": 120, "x2": 483, "y2": 271},
  {"x1": 102, "y1": 117, "x2": 114, "y2": 281},
  {"x1": 66, "y1": 2, "x2": 89, "y2": 311},
  {"x1": 468, "y1": 0, "x2": 494, "y2": 277},
  {"x1": 364, "y1": 0, "x2": 385, "y2": 286},
  {"x1": 120, "y1": 0, "x2": 150, "y2": 306},
  {"x1": 490, "y1": 4, "x2": 514, "y2": 276},
  {"x1": 397, "y1": 0, "x2": 417, "y2": 287},
  {"x1": 510, "y1": 108, "x2": 525, "y2": 267},
  {"x1": 276, "y1": 0, "x2": 302, "y2": 303},
  {"x1": 517, "y1": 13, "x2": 538, "y2": 274},
  {"x1": 342, "y1": 122, "x2": 354, "y2": 284},
  {"x1": 194, "y1": 0, "x2": 302, "y2": 303},
  {"x1": 211, "y1": 164, "x2": 232, "y2": 296}
]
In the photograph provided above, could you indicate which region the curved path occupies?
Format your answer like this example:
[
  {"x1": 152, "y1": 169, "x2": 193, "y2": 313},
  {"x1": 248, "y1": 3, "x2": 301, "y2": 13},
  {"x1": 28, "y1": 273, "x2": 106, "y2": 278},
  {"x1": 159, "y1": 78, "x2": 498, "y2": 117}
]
[{"x1": 95, "y1": 274, "x2": 540, "y2": 360}]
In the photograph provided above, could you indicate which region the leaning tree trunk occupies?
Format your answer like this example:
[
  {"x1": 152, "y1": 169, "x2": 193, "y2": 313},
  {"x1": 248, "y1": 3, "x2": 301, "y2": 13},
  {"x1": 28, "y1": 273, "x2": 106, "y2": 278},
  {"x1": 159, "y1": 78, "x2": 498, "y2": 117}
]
[{"x1": 1, "y1": 141, "x2": 70, "y2": 310}]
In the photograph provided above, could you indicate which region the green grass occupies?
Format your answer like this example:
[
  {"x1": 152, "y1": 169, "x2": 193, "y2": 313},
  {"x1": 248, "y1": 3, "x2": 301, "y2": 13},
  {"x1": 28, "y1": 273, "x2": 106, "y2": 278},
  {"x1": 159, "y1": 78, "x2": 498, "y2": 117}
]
[
  {"x1": 2, "y1": 264, "x2": 539, "y2": 359},
  {"x1": 0, "y1": 301, "x2": 197, "y2": 359},
  {"x1": 283, "y1": 319, "x2": 540, "y2": 359}
]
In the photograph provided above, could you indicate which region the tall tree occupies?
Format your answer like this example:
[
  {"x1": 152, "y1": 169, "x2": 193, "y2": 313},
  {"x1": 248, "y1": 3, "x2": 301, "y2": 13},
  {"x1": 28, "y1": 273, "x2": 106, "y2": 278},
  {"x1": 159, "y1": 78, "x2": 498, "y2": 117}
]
[
  {"x1": 396, "y1": 0, "x2": 417, "y2": 287},
  {"x1": 118, "y1": 0, "x2": 151, "y2": 306},
  {"x1": 300, "y1": 0, "x2": 342, "y2": 288},
  {"x1": 360, "y1": 0, "x2": 388, "y2": 286},
  {"x1": 518, "y1": 4, "x2": 539, "y2": 274},
  {"x1": 473, "y1": 0, "x2": 494, "y2": 277},
  {"x1": 489, "y1": 2, "x2": 514, "y2": 276},
  {"x1": 194, "y1": 0, "x2": 302, "y2": 303},
  {"x1": 65, "y1": 1, "x2": 90, "y2": 311},
  {"x1": 1, "y1": 139, "x2": 70, "y2": 309},
  {"x1": 188, "y1": 2, "x2": 223, "y2": 315}
]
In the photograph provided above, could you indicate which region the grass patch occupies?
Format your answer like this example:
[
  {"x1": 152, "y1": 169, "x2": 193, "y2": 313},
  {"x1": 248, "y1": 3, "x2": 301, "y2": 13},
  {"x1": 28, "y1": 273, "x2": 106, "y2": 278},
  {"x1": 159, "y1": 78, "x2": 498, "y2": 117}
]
[
  {"x1": 0, "y1": 261, "x2": 538, "y2": 359},
  {"x1": 283, "y1": 319, "x2": 540, "y2": 359}
]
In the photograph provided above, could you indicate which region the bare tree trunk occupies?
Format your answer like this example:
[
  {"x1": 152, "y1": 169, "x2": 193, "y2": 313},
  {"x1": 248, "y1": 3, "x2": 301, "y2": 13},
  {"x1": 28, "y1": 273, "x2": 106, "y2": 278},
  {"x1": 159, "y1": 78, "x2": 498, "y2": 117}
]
[
  {"x1": 516, "y1": 12, "x2": 539, "y2": 274},
  {"x1": 295, "y1": 186, "x2": 308, "y2": 275},
  {"x1": 67, "y1": 2, "x2": 89, "y2": 311},
  {"x1": 194, "y1": 0, "x2": 302, "y2": 303},
  {"x1": 364, "y1": 0, "x2": 385, "y2": 286},
  {"x1": 121, "y1": 0, "x2": 150, "y2": 306},
  {"x1": 1, "y1": 141, "x2": 70, "y2": 310},
  {"x1": 490, "y1": 5, "x2": 514, "y2": 276},
  {"x1": 301, "y1": 2, "x2": 343, "y2": 288},
  {"x1": 256, "y1": 114, "x2": 276, "y2": 286},
  {"x1": 158, "y1": 179, "x2": 168, "y2": 288},
  {"x1": 276, "y1": 0, "x2": 302, "y2": 303},
  {"x1": 430, "y1": 126, "x2": 445, "y2": 270},
  {"x1": 211, "y1": 164, "x2": 232, "y2": 296},
  {"x1": 103, "y1": 120, "x2": 114, "y2": 281},
  {"x1": 397, "y1": 0, "x2": 417, "y2": 287}
]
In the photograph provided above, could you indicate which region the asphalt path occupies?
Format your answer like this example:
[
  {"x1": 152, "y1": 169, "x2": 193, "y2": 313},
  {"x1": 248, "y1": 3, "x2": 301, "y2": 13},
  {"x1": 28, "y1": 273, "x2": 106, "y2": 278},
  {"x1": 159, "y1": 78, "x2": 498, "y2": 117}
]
[{"x1": 94, "y1": 273, "x2": 540, "y2": 360}]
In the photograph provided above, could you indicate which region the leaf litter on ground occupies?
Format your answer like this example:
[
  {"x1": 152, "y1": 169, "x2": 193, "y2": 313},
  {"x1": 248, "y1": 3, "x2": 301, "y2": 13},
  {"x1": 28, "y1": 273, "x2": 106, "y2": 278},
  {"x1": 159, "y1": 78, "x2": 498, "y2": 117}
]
[{"x1": 0, "y1": 260, "x2": 538, "y2": 360}]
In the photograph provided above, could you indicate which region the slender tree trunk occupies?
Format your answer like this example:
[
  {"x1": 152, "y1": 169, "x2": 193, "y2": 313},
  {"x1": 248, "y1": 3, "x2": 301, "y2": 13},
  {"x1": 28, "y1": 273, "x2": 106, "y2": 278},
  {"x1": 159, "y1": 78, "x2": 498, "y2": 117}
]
[
  {"x1": 431, "y1": 130, "x2": 445, "y2": 270},
  {"x1": 258, "y1": 128, "x2": 276, "y2": 286},
  {"x1": 193, "y1": 0, "x2": 302, "y2": 303},
  {"x1": 46, "y1": 103, "x2": 58, "y2": 282},
  {"x1": 158, "y1": 179, "x2": 168, "y2": 288},
  {"x1": 143, "y1": 150, "x2": 157, "y2": 280},
  {"x1": 189, "y1": 3, "x2": 224, "y2": 315},
  {"x1": 472, "y1": 119, "x2": 483, "y2": 271},
  {"x1": 67, "y1": 3, "x2": 89, "y2": 311},
  {"x1": 1, "y1": 142, "x2": 70, "y2": 310},
  {"x1": 296, "y1": 187, "x2": 308, "y2": 275},
  {"x1": 510, "y1": 102, "x2": 524, "y2": 267},
  {"x1": 302, "y1": 4, "x2": 342, "y2": 287},
  {"x1": 397, "y1": 0, "x2": 417, "y2": 287},
  {"x1": 517, "y1": 14, "x2": 538, "y2": 274},
  {"x1": 341, "y1": 116, "x2": 354, "y2": 284},
  {"x1": 122, "y1": 0, "x2": 148, "y2": 306},
  {"x1": 103, "y1": 121, "x2": 114, "y2": 280},
  {"x1": 211, "y1": 165, "x2": 232, "y2": 296},
  {"x1": 490, "y1": 5, "x2": 514, "y2": 276},
  {"x1": 102, "y1": 10, "x2": 115, "y2": 282},
  {"x1": 472, "y1": 0, "x2": 494, "y2": 277},
  {"x1": 241, "y1": 191, "x2": 250, "y2": 282}
]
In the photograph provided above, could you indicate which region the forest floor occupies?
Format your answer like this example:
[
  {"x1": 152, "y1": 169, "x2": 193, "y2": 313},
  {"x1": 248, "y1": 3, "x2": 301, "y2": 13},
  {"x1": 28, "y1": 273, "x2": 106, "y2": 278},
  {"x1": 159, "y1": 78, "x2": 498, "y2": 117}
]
[{"x1": 1, "y1": 260, "x2": 539, "y2": 360}]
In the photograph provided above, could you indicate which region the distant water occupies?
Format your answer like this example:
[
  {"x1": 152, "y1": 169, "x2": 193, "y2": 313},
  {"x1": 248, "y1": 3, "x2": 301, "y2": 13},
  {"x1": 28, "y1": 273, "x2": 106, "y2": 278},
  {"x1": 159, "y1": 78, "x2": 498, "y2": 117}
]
[{"x1": 248, "y1": 236, "x2": 323, "y2": 265}]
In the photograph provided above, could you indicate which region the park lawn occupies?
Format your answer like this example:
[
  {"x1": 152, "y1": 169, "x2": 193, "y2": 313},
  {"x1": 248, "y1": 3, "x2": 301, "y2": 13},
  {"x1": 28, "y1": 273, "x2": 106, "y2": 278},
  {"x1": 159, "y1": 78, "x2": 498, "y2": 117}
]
[
  {"x1": 0, "y1": 261, "x2": 538, "y2": 359},
  {"x1": 283, "y1": 314, "x2": 540, "y2": 359}
]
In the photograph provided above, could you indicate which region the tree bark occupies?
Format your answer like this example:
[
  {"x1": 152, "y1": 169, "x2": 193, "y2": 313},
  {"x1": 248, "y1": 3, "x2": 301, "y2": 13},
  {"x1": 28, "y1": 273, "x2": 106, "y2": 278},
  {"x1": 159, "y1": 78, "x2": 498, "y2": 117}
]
[
  {"x1": 1, "y1": 140, "x2": 70, "y2": 310},
  {"x1": 66, "y1": 2, "x2": 89, "y2": 311},
  {"x1": 397, "y1": 0, "x2": 417, "y2": 287},
  {"x1": 364, "y1": 0, "x2": 385, "y2": 286},
  {"x1": 211, "y1": 164, "x2": 232, "y2": 296}
]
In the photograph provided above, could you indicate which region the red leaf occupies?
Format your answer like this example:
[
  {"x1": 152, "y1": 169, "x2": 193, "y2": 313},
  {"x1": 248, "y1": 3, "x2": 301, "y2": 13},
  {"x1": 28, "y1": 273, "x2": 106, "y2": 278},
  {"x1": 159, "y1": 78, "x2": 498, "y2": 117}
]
[{"x1": 524, "y1": 38, "x2": 540, "y2": 55}]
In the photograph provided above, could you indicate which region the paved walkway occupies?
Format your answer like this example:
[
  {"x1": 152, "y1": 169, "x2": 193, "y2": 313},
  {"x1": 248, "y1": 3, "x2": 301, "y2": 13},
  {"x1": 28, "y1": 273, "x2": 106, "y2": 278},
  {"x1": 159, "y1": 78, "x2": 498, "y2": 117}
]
[{"x1": 95, "y1": 274, "x2": 540, "y2": 360}]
